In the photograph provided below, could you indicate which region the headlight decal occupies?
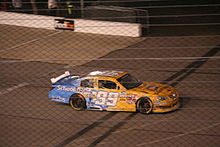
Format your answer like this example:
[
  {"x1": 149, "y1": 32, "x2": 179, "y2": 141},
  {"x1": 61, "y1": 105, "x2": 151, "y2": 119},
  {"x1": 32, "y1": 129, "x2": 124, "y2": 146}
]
[
  {"x1": 169, "y1": 93, "x2": 177, "y2": 99},
  {"x1": 157, "y1": 96, "x2": 168, "y2": 101}
]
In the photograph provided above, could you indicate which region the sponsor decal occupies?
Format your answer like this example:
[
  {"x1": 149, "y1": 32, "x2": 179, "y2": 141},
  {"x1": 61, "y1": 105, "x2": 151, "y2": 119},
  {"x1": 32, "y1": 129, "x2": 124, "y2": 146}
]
[
  {"x1": 82, "y1": 88, "x2": 92, "y2": 95},
  {"x1": 54, "y1": 19, "x2": 74, "y2": 31},
  {"x1": 120, "y1": 94, "x2": 137, "y2": 104},
  {"x1": 153, "y1": 100, "x2": 160, "y2": 104},
  {"x1": 120, "y1": 98, "x2": 126, "y2": 101},
  {"x1": 120, "y1": 91, "x2": 126, "y2": 95},
  {"x1": 57, "y1": 86, "x2": 76, "y2": 92},
  {"x1": 77, "y1": 87, "x2": 84, "y2": 93},
  {"x1": 57, "y1": 86, "x2": 92, "y2": 95},
  {"x1": 91, "y1": 91, "x2": 98, "y2": 98},
  {"x1": 52, "y1": 96, "x2": 65, "y2": 102},
  {"x1": 120, "y1": 94, "x2": 136, "y2": 104},
  {"x1": 120, "y1": 94, "x2": 135, "y2": 98},
  {"x1": 153, "y1": 99, "x2": 170, "y2": 106},
  {"x1": 126, "y1": 97, "x2": 136, "y2": 104},
  {"x1": 159, "y1": 102, "x2": 169, "y2": 105}
]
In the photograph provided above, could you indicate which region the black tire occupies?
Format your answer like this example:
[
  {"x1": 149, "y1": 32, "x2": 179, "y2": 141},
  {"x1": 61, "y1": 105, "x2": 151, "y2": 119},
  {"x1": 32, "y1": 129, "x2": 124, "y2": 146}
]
[
  {"x1": 70, "y1": 94, "x2": 86, "y2": 111},
  {"x1": 136, "y1": 98, "x2": 153, "y2": 114}
]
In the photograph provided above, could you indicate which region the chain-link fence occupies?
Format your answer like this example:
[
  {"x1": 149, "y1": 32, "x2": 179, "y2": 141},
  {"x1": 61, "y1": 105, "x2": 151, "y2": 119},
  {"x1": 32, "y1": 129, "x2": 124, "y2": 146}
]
[{"x1": 0, "y1": 0, "x2": 220, "y2": 147}]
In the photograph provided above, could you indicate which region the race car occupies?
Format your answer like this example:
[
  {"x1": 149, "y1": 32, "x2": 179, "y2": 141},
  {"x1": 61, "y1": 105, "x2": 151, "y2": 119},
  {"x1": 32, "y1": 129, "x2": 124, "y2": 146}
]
[{"x1": 48, "y1": 71, "x2": 180, "y2": 114}]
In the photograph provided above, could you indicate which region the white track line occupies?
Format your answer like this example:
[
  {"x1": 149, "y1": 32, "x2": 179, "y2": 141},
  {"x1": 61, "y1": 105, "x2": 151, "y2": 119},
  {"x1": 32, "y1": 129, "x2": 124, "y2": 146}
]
[
  {"x1": 1, "y1": 56, "x2": 220, "y2": 63},
  {"x1": 0, "y1": 31, "x2": 64, "y2": 96},
  {"x1": 0, "y1": 31, "x2": 61, "y2": 53},
  {"x1": 136, "y1": 122, "x2": 220, "y2": 146},
  {"x1": 0, "y1": 65, "x2": 71, "y2": 97},
  {"x1": 0, "y1": 83, "x2": 29, "y2": 96}
]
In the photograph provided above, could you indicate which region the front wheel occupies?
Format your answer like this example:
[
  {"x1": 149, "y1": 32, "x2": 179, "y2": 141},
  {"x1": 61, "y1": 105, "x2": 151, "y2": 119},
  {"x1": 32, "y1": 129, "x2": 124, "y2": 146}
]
[
  {"x1": 136, "y1": 98, "x2": 153, "y2": 114},
  {"x1": 70, "y1": 94, "x2": 86, "y2": 111}
]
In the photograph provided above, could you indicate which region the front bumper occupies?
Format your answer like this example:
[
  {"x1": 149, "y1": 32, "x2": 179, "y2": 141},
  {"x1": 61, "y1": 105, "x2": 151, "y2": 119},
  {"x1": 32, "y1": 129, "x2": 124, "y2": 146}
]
[{"x1": 152, "y1": 101, "x2": 180, "y2": 113}]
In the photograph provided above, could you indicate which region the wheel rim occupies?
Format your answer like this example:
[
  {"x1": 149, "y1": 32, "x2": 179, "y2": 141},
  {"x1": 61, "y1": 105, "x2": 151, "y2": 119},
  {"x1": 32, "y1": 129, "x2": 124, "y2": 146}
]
[
  {"x1": 75, "y1": 98, "x2": 83, "y2": 108},
  {"x1": 71, "y1": 95, "x2": 85, "y2": 110},
  {"x1": 138, "y1": 98, "x2": 152, "y2": 114}
]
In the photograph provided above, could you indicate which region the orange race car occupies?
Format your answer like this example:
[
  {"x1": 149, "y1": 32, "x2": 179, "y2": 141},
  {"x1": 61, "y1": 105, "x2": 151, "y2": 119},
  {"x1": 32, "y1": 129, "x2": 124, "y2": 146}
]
[{"x1": 49, "y1": 71, "x2": 180, "y2": 114}]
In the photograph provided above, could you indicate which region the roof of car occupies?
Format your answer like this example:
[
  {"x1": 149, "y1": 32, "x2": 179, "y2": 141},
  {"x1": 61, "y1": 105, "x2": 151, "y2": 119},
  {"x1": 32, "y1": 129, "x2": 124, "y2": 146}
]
[{"x1": 86, "y1": 71, "x2": 127, "y2": 79}]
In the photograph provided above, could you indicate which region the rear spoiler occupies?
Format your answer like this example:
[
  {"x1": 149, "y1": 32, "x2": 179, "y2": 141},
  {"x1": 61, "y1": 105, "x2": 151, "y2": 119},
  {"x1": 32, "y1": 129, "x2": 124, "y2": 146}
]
[{"x1": 51, "y1": 71, "x2": 70, "y2": 84}]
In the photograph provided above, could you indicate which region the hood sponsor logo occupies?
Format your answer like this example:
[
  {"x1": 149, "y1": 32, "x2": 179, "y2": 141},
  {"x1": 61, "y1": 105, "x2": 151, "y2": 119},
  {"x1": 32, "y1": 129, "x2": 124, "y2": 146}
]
[{"x1": 146, "y1": 85, "x2": 159, "y2": 91}]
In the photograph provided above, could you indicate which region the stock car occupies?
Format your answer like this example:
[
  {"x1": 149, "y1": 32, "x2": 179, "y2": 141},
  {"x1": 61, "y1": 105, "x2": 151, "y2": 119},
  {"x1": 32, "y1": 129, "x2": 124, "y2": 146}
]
[{"x1": 48, "y1": 71, "x2": 180, "y2": 114}]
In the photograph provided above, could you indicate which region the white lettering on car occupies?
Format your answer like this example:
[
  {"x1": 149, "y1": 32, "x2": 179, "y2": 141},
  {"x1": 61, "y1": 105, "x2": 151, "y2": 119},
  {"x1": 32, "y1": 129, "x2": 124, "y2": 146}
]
[
  {"x1": 52, "y1": 96, "x2": 65, "y2": 102},
  {"x1": 57, "y1": 86, "x2": 76, "y2": 92}
]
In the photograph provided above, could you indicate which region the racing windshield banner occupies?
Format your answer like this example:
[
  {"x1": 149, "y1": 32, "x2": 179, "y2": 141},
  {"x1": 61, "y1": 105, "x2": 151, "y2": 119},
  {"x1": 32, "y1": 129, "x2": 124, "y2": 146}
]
[{"x1": 54, "y1": 19, "x2": 74, "y2": 31}]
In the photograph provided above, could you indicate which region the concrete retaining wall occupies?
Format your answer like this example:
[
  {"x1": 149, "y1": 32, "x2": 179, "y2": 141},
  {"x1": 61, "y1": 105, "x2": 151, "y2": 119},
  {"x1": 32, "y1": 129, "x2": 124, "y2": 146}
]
[{"x1": 0, "y1": 12, "x2": 141, "y2": 37}]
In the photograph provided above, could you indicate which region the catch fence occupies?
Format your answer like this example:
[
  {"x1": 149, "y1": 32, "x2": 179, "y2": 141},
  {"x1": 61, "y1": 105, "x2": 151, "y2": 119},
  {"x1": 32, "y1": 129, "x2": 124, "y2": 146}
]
[{"x1": 0, "y1": 0, "x2": 220, "y2": 147}]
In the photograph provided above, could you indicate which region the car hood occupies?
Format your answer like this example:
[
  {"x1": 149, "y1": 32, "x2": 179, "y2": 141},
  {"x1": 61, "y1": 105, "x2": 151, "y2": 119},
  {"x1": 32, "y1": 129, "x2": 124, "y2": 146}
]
[{"x1": 131, "y1": 82, "x2": 174, "y2": 95}]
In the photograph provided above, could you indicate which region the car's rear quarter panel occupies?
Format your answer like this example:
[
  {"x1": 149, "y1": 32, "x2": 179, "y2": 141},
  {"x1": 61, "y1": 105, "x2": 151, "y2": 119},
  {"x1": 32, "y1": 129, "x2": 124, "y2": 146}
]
[{"x1": 48, "y1": 85, "x2": 76, "y2": 104}]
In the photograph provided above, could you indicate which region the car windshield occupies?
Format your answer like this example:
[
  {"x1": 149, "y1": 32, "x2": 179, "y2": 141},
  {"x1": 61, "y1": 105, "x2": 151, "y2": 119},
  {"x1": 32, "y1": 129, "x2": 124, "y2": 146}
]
[{"x1": 117, "y1": 74, "x2": 142, "y2": 89}]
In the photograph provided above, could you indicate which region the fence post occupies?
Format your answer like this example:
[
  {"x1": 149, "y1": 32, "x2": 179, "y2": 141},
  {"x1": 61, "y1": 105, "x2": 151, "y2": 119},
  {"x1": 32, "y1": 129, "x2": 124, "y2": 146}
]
[
  {"x1": 80, "y1": 0, "x2": 84, "y2": 18},
  {"x1": 30, "y1": 0, "x2": 38, "y2": 14}
]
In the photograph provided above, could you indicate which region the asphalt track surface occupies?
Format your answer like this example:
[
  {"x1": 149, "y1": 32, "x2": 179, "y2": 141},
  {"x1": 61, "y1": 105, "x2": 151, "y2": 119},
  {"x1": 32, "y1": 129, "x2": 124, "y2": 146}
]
[{"x1": 0, "y1": 25, "x2": 220, "y2": 147}]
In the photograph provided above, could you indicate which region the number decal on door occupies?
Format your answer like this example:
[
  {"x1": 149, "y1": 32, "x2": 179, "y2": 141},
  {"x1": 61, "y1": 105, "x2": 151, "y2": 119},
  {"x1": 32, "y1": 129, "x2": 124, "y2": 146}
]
[
  {"x1": 106, "y1": 93, "x2": 119, "y2": 106},
  {"x1": 95, "y1": 92, "x2": 119, "y2": 106},
  {"x1": 96, "y1": 91, "x2": 108, "y2": 105}
]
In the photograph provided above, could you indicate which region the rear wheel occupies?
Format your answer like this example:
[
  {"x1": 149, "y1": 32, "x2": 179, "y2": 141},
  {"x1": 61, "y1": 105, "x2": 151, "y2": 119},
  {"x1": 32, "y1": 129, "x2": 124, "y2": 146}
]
[
  {"x1": 70, "y1": 94, "x2": 86, "y2": 111},
  {"x1": 136, "y1": 98, "x2": 153, "y2": 114}
]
